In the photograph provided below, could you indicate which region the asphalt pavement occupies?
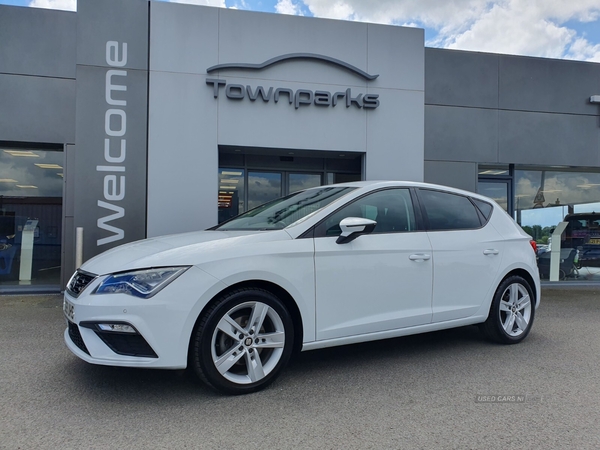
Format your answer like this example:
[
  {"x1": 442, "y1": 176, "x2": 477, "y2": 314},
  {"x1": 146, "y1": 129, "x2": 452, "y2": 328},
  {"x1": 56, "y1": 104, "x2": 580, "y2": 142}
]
[{"x1": 1, "y1": 287, "x2": 600, "y2": 449}]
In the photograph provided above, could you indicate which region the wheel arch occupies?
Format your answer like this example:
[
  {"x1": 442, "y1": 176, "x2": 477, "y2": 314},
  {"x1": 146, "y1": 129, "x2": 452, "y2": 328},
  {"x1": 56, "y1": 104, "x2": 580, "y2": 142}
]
[
  {"x1": 188, "y1": 279, "x2": 304, "y2": 360},
  {"x1": 500, "y1": 268, "x2": 538, "y2": 306},
  {"x1": 480, "y1": 268, "x2": 537, "y2": 344}
]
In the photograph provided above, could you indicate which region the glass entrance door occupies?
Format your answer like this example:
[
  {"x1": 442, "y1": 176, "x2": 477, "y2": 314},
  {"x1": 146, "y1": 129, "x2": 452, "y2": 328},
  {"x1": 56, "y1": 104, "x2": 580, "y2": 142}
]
[
  {"x1": 218, "y1": 148, "x2": 363, "y2": 224},
  {"x1": 247, "y1": 171, "x2": 282, "y2": 210},
  {"x1": 288, "y1": 173, "x2": 322, "y2": 193}
]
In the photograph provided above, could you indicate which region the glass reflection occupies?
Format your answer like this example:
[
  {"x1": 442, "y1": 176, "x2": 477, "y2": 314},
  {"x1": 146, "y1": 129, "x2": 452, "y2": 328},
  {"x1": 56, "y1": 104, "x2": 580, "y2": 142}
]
[
  {"x1": 516, "y1": 169, "x2": 600, "y2": 281},
  {"x1": 248, "y1": 172, "x2": 282, "y2": 210},
  {"x1": 478, "y1": 181, "x2": 508, "y2": 211},
  {"x1": 289, "y1": 173, "x2": 321, "y2": 194},
  {"x1": 0, "y1": 148, "x2": 63, "y2": 287},
  {"x1": 218, "y1": 169, "x2": 245, "y2": 224},
  {"x1": 0, "y1": 149, "x2": 63, "y2": 197}
]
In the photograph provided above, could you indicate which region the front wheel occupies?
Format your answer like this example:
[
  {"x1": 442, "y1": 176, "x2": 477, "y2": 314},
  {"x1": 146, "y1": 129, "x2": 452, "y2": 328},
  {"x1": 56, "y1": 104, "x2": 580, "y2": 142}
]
[
  {"x1": 480, "y1": 276, "x2": 535, "y2": 344},
  {"x1": 190, "y1": 288, "x2": 294, "y2": 395}
]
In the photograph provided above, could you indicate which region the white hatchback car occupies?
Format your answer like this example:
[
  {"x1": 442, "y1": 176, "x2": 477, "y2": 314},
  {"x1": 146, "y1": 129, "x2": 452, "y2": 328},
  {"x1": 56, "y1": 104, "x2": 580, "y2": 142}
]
[{"x1": 64, "y1": 181, "x2": 540, "y2": 394}]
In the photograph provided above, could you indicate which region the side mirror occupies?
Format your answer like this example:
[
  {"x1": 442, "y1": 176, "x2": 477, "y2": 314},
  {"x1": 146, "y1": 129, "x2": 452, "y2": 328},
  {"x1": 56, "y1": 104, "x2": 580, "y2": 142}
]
[{"x1": 336, "y1": 217, "x2": 377, "y2": 244}]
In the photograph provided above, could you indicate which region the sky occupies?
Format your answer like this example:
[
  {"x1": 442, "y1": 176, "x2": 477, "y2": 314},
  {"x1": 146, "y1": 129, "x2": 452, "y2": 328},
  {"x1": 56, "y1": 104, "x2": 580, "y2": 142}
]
[{"x1": 2, "y1": 0, "x2": 600, "y2": 61}]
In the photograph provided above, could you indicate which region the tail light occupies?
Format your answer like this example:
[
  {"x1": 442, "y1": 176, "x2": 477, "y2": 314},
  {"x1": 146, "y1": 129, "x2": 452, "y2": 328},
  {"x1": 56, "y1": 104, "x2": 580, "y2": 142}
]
[{"x1": 529, "y1": 240, "x2": 537, "y2": 254}]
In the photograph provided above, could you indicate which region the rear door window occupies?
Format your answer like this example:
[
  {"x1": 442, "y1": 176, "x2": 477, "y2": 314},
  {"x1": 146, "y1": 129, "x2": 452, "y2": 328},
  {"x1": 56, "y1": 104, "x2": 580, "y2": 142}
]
[{"x1": 418, "y1": 189, "x2": 482, "y2": 231}]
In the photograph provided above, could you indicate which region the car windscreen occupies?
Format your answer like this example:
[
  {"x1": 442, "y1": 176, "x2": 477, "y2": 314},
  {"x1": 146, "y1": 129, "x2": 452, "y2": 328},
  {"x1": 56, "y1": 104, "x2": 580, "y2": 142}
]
[{"x1": 215, "y1": 186, "x2": 357, "y2": 231}]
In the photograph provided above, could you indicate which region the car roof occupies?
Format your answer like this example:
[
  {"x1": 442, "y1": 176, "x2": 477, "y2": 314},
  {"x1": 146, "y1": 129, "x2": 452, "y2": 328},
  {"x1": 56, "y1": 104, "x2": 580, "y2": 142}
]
[
  {"x1": 564, "y1": 213, "x2": 600, "y2": 219},
  {"x1": 308, "y1": 180, "x2": 491, "y2": 202}
]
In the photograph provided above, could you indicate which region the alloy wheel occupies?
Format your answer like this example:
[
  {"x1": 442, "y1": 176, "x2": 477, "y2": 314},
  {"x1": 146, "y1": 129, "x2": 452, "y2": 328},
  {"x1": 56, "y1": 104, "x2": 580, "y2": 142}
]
[
  {"x1": 498, "y1": 283, "x2": 532, "y2": 337},
  {"x1": 210, "y1": 301, "x2": 286, "y2": 385}
]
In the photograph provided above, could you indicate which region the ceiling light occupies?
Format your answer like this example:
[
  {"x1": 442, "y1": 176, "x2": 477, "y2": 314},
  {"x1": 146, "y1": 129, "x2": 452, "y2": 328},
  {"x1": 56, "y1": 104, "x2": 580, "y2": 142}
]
[
  {"x1": 57, "y1": 173, "x2": 63, "y2": 177},
  {"x1": 220, "y1": 185, "x2": 237, "y2": 190},
  {"x1": 35, "y1": 163, "x2": 63, "y2": 169},
  {"x1": 16, "y1": 185, "x2": 38, "y2": 189},
  {"x1": 3, "y1": 150, "x2": 40, "y2": 157},
  {"x1": 220, "y1": 179, "x2": 239, "y2": 184},
  {"x1": 0, "y1": 178, "x2": 18, "y2": 183},
  {"x1": 221, "y1": 171, "x2": 242, "y2": 176},
  {"x1": 479, "y1": 170, "x2": 508, "y2": 175}
]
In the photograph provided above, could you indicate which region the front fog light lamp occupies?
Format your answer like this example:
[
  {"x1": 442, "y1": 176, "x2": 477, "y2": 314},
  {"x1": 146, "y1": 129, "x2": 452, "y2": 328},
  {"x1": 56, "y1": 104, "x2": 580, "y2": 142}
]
[
  {"x1": 98, "y1": 323, "x2": 137, "y2": 333},
  {"x1": 94, "y1": 266, "x2": 190, "y2": 298}
]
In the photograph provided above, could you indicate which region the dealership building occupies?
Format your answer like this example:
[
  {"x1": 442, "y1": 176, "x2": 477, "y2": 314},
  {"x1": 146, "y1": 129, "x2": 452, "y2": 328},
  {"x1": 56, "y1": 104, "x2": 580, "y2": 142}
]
[{"x1": 0, "y1": 0, "x2": 599, "y2": 292}]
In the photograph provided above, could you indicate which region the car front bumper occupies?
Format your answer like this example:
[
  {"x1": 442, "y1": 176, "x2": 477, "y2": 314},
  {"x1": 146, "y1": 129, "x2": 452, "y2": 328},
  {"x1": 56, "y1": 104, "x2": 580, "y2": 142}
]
[{"x1": 63, "y1": 265, "x2": 226, "y2": 369}]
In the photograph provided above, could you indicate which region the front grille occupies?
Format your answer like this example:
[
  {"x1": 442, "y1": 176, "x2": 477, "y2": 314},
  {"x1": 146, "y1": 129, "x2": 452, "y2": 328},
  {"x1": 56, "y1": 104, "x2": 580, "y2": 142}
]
[
  {"x1": 68, "y1": 322, "x2": 90, "y2": 355},
  {"x1": 94, "y1": 332, "x2": 158, "y2": 358},
  {"x1": 67, "y1": 270, "x2": 97, "y2": 297}
]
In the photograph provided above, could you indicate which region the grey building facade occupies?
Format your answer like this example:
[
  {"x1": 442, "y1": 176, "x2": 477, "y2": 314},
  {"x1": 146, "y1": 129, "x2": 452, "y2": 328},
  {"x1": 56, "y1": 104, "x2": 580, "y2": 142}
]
[{"x1": 0, "y1": 0, "x2": 599, "y2": 292}]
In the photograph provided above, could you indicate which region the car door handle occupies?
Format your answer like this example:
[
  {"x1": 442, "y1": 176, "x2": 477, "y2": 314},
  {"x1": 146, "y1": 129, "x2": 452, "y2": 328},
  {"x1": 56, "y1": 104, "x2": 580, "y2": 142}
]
[
  {"x1": 409, "y1": 254, "x2": 431, "y2": 261},
  {"x1": 483, "y1": 249, "x2": 499, "y2": 255}
]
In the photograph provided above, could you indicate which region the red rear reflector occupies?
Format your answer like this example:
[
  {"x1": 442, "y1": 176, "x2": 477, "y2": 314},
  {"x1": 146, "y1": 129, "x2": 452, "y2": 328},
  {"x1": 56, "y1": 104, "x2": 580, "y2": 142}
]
[{"x1": 529, "y1": 240, "x2": 537, "y2": 253}]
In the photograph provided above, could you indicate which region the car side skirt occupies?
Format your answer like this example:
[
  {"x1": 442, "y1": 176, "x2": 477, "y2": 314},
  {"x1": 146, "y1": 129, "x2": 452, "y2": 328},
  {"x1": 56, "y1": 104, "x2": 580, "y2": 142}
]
[{"x1": 301, "y1": 315, "x2": 488, "y2": 351}]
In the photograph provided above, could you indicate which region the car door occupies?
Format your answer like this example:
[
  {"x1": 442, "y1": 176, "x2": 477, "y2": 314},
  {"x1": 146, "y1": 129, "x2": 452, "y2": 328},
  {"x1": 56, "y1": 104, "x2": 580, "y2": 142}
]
[
  {"x1": 417, "y1": 189, "x2": 503, "y2": 322},
  {"x1": 313, "y1": 188, "x2": 433, "y2": 341}
]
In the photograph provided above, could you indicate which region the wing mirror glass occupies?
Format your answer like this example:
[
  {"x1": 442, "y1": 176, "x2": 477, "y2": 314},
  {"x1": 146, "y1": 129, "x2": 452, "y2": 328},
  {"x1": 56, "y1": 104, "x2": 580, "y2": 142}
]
[{"x1": 336, "y1": 217, "x2": 377, "y2": 244}]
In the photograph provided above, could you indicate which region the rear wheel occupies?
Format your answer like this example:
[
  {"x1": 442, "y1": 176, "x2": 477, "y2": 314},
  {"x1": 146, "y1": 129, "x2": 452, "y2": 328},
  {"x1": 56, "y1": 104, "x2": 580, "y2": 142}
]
[
  {"x1": 480, "y1": 276, "x2": 535, "y2": 344},
  {"x1": 190, "y1": 288, "x2": 294, "y2": 395}
]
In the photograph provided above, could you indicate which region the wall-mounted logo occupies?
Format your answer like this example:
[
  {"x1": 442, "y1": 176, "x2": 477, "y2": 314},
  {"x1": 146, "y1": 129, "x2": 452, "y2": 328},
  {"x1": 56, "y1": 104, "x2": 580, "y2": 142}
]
[{"x1": 206, "y1": 53, "x2": 380, "y2": 109}]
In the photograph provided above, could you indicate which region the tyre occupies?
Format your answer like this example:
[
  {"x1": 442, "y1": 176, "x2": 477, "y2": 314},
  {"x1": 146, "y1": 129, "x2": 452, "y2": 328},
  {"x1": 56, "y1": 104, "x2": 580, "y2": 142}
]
[
  {"x1": 480, "y1": 276, "x2": 535, "y2": 344},
  {"x1": 190, "y1": 288, "x2": 294, "y2": 395}
]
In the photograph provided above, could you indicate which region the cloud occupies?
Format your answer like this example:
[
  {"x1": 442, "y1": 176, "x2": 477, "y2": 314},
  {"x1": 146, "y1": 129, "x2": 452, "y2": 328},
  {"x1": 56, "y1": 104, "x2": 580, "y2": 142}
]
[
  {"x1": 567, "y1": 37, "x2": 600, "y2": 62},
  {"x1": 29, "y1": 0, "x2": 76, "y2": 11},
  {"x1": 275, "y1": 0, "x2": 304, "y2": 16},
  {"x1": 299, "y1": 0, "x2": 600, "y2": 61}
]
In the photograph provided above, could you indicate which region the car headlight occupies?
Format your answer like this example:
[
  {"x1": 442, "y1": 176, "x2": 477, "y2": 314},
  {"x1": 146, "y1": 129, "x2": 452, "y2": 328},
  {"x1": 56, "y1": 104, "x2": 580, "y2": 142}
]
[{"x1": 94, "y1": 267, "x2": 190, "y2": 298}]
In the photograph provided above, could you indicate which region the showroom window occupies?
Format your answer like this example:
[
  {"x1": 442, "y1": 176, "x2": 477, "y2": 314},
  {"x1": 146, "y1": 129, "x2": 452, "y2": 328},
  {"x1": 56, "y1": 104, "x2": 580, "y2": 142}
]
[
  {"x1": 515, "y1": 168, "x2": 600, "y2": 281},
  {"x1": 478, "y1": 165, "x2": 512, "y2": 213},
  {"x1": 0, "y1": 146, "x2": 63, "y2": 289}
]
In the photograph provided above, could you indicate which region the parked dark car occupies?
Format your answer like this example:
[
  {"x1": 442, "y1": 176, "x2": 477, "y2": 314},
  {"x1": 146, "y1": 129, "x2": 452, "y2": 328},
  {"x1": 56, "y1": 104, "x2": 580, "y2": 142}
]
[{"x1": 562, "y1": 213, "x2": 600, "y2": 268}]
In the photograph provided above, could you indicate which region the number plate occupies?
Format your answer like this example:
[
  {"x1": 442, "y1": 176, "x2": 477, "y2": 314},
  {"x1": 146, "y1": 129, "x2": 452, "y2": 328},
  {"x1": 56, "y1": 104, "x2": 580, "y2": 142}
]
[
  {"x1": 63, "y1": 299, "x2": 75, "y2": 322},
  {"x1": 588, "y1": 238, "x2": 600, "y2": 245}
]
